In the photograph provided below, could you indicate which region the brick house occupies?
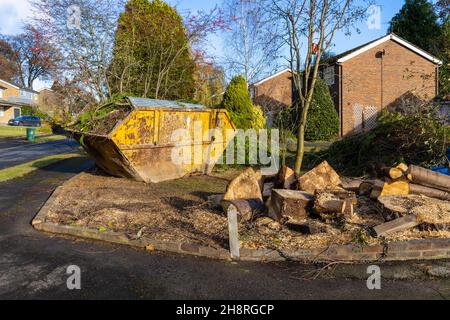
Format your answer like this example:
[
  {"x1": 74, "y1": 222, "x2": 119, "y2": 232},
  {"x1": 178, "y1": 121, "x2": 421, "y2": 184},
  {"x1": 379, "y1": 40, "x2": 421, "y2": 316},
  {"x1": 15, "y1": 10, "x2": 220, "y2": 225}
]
[
  {"x1": 0, "y1": 79, "x2": 39, "y2": 124},
  {"x1": 252, "y1": 34, "x2": 442, "y2": 136},
  {"x1": 0, "y1": 79, "x2": 23, "y2": 123},
  {"x1": 249, "y1": 69, "x2": 293, "y2": 125},
  {"x1": 320, "y1": 33, "x2": 442, "y2": 136}
]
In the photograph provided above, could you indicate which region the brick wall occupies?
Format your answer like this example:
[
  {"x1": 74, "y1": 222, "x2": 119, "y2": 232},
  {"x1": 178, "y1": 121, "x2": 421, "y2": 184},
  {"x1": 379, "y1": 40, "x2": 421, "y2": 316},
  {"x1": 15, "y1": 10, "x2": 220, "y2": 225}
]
[
  {"x1": 253, "y1": 70, "x2": 293, "y2": 122},
  {"x1": 0, "y1": 106, "x2": 21, "y2": 123},
  {"x1": 341, "y1": 40, "x2": 438, "y2": 136},
  {"x1": 0, "y1": 81, "x2": 22, "y2": 123},
  {"x1": 0, "y1": 81, "x2": 20, "y2": 101}
]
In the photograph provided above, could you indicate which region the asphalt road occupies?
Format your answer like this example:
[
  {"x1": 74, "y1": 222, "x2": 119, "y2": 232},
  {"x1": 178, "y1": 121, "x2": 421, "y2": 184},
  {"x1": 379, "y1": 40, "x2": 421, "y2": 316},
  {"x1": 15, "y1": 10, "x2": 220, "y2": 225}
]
[
  {"x1": 0, "y1": 156, "x2": 449, "y2": 300},
  {"x1": 0, "y1": 138, "x2": 79, "y2": 169}
]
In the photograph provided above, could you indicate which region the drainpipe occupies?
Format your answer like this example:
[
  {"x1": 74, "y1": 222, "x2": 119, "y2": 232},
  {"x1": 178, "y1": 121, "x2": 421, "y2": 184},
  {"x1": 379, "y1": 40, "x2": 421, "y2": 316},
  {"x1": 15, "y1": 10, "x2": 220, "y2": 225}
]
[
  {"x1": 338, "y1": 63, "x2": 343, "y2": 138},
  {"x1": 377, "y1": 50, "x2": 386, "y2": 109}
]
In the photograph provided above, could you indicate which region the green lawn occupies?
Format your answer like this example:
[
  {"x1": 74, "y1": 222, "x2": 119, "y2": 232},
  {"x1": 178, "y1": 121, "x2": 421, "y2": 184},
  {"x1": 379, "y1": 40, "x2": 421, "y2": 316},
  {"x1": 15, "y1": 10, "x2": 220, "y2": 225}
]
[
  {"x1": 0, "y1": 125, "x2": 53, "y2": 138},
  {"x1": 0, "y1": 125, "x2": 66, "y2": 143},
  {"x1": 0, "y1": 153, "x2": 82, "y2": 183}
]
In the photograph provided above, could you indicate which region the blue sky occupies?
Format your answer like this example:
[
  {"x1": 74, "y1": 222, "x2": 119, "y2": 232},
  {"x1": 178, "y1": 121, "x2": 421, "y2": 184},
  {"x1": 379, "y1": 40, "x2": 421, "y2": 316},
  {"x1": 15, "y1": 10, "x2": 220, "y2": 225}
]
[
  {"x1": 0, "y1": 0, "x2": 417, "y2": 88},
  {"x1": 169, "y1": 0, "x2": 407, "y2": 63}
]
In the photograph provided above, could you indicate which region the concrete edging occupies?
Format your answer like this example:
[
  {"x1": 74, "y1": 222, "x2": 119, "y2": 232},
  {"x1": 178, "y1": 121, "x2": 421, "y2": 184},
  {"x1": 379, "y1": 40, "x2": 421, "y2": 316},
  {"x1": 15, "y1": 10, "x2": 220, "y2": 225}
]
[{"x1": 32, "y1": 175, "x2": 450, "y2": 263}]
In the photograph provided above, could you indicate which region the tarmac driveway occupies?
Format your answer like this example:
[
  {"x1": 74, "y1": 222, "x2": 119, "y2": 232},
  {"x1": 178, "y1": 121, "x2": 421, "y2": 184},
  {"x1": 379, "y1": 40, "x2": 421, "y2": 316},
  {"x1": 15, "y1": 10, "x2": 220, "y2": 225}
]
[{"x1": 0, "y1": 138, "x2": 79, "y2": 169}]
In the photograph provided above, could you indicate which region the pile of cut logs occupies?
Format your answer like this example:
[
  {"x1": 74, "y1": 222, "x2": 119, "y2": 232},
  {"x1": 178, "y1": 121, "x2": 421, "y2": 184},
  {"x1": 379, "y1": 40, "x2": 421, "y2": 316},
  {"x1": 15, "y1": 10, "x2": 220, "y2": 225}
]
[
  {"x1": 211, "y1": 160, "x2": 450, "y2": 240},
  {"x1": 363, "y1": 163, "x2": 450, "y2": 201}
]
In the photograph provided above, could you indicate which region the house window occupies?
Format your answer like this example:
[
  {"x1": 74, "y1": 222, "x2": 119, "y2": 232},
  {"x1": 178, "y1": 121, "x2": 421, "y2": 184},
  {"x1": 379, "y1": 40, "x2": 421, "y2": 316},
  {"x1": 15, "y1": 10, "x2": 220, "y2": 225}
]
[
  {"x1": 14, "y1": 107, "x2": 21, "y2": 118},
  {"x1": 323, "y1": 66, "x2": 335, "y2": 86},
  {"x1": 0, "y1": 107, "x2": 4, "y2": 117}
]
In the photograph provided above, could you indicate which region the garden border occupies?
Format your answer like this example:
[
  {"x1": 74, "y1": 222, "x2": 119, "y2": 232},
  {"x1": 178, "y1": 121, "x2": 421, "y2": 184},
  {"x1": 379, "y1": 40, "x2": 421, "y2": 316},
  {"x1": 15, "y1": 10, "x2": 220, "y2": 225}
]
[{"x1": 32, "y1": 174, "x2": 450, "y2": 263}]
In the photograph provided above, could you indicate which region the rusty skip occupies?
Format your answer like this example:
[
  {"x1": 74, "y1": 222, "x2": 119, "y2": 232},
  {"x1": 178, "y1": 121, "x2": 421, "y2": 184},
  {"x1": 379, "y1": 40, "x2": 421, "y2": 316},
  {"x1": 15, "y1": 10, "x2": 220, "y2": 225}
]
[{"x1": 72, "y1": 97, "x2": 236, "y2": 183}]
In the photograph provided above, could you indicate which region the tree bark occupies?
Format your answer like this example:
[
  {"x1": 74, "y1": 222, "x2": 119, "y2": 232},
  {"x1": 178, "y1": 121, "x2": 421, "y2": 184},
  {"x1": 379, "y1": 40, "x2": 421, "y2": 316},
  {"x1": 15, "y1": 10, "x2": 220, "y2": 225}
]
[
  {"x1": 408, "y1": 165, "x2": 450, "y2": 192},
  {"x1": 294, "y1": 121, "x2": 306, "y2": 174}
]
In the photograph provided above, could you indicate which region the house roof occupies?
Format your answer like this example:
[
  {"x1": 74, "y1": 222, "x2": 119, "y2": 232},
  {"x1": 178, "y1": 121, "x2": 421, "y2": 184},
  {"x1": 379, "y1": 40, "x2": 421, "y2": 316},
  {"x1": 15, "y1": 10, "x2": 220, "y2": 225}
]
[
  {"x1": 21, "y1": 88, "x2": 40, "y2": 94},
  {"x1": 252, "y1": 68, "x2": 292, "y2": 87},
  {"x1": 324, "y1": 33, "x2": 442, "y2": 65},
  {"x1": 39, "y1": 87, "x2": 53, "y2": 92},
  {"x1": 0, "y1": 79, "x2": 20, "y2": 90},
  {"x1": 0, "y1": 78, "x2": 42, "y2": 93}
]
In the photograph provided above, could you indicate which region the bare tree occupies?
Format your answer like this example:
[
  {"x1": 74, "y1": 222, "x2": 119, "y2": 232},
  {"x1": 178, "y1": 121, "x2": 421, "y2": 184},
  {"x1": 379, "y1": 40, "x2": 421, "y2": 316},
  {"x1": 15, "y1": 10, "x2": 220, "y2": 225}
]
[
  {"x1": 31, "y1": 0, "x2": 126, "y2": 100},
  {"x1": 269, "y1": 0, "x2": 371, "y2": 173},
  {"x1": 222, "y1": 0, "x2": 280, "y2": 83},
  {"x1": 31, "y1": 0, "x2": 227, "y2": 102}
]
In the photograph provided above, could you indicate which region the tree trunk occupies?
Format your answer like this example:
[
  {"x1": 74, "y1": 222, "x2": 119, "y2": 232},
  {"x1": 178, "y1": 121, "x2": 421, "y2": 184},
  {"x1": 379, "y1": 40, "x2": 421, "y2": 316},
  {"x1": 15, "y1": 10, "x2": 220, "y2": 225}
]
[
  {"x1": 409, "y1": 183, "x2": 450, "y2": 201},
  {"x1": 294, "y1": 118, "x2": 306, "y2": 174},
  {"x1": 408, "y1": 165, "x2": 450, "y2": 192}
]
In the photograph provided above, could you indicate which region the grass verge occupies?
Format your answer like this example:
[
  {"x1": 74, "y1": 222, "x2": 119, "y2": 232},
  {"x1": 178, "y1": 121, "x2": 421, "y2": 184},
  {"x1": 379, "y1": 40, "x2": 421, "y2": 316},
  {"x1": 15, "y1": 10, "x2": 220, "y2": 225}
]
[
  {"x1": 0, "y1": 125, "x2": 53, "y2": 138},
  {"x1": 0, "y1": 153, "x2": 82, "y2": 183}
]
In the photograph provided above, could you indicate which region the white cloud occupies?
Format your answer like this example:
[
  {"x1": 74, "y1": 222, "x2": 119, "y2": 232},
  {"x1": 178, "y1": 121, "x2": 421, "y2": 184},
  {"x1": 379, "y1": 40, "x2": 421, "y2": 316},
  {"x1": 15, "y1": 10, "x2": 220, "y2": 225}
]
[{"x1": 0, "y1": 0, "x2": 33, "y2": 35}]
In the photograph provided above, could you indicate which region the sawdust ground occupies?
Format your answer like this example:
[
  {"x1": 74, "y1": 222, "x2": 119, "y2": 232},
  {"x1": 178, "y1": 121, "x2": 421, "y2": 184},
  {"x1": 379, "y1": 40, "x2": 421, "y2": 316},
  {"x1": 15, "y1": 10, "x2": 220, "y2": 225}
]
[{"x1": 44, "y1": 170, "x2": 450, "y2": 251}]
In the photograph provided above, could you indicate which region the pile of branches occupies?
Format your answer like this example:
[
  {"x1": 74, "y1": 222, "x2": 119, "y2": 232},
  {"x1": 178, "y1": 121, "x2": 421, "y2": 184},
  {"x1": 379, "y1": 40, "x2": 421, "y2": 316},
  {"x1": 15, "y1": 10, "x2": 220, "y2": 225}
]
[
  {"x1": 70, "y1": 97, "x2": 132, "y2": 135},
  {"x1": 306, "y1": 111, "x2": 449, "y2": 177}
]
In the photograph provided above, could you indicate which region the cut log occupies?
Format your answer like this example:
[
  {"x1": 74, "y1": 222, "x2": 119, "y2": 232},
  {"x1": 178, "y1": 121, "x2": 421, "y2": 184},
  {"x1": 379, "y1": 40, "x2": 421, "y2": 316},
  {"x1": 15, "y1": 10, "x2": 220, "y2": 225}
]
[
  {"x1": 269, "y1": 189, "x2": 314, "y2": 223},
  {"x1": 340, "y1": 178, "x2": 362, "y2": 192},
  {"x1": 387, "y1": 167, "x2": 404, "y2": 180},
  {"x1": 380, "y1": 179, "x2": 410, "y2": 197},
  {"x1": 409, "y1": 183, "x2": 450, "y2": 201},
  {"x1": 359, "y1": 182, "x2": 374, "y2": 196},
  {"x1": 377, "y1": 195, "x2": 409, "y2": 220},
  {"x1": 377, "y1": 195, "x2": 450, "y2": 224},
  {"x1": 262, "y1": 182, "x2": 274, "y2": 198},
  {"x1": 325, "y1": 189, "x2": 357, "y2": 204},
  {"x1": 314, "y1": 191, "x2": 346, "y2": 219},
  {"x1": 395, "y1": 163, "x2": 412, "y2": 180},
  {"x1": 370, "y1": 188, "x2": 382, "y2": 200},
  {"x1": 408, "y1": 165, "x2": 450, "y2": 192},
  {"x1": 298, "y1": 161, "x2": 341, "y2": 193},
  {"x1": 371, "y1": 178, "x2": 410, "y2": 200},
  {"x1": 373, "y1": 215, "x2": 419, "y2": 237},
  {"x1": 396, "y1": 163, "x2": 409, "y2": 172},
  {"x1": 223, "y1": 167, "x2": 263, "y2": 202},
  {"x1": 207, "y1": 194, "x2": 224, "y2": 209},
  {"x1": 275, "y1": 166, "x2": 297, "y2": 189},
  {"x1": 373, "y1": 179, "x2": 386, "y2": 189},
  {"x1": 287, "y1": 220, "x2": 330, "y2": 234},
  {"x1": 221, "y1": 199, "x2": 264, "y2": 222},
  {"x1": 316, "y1": 199, "x2": 346, "y2": 213}
]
